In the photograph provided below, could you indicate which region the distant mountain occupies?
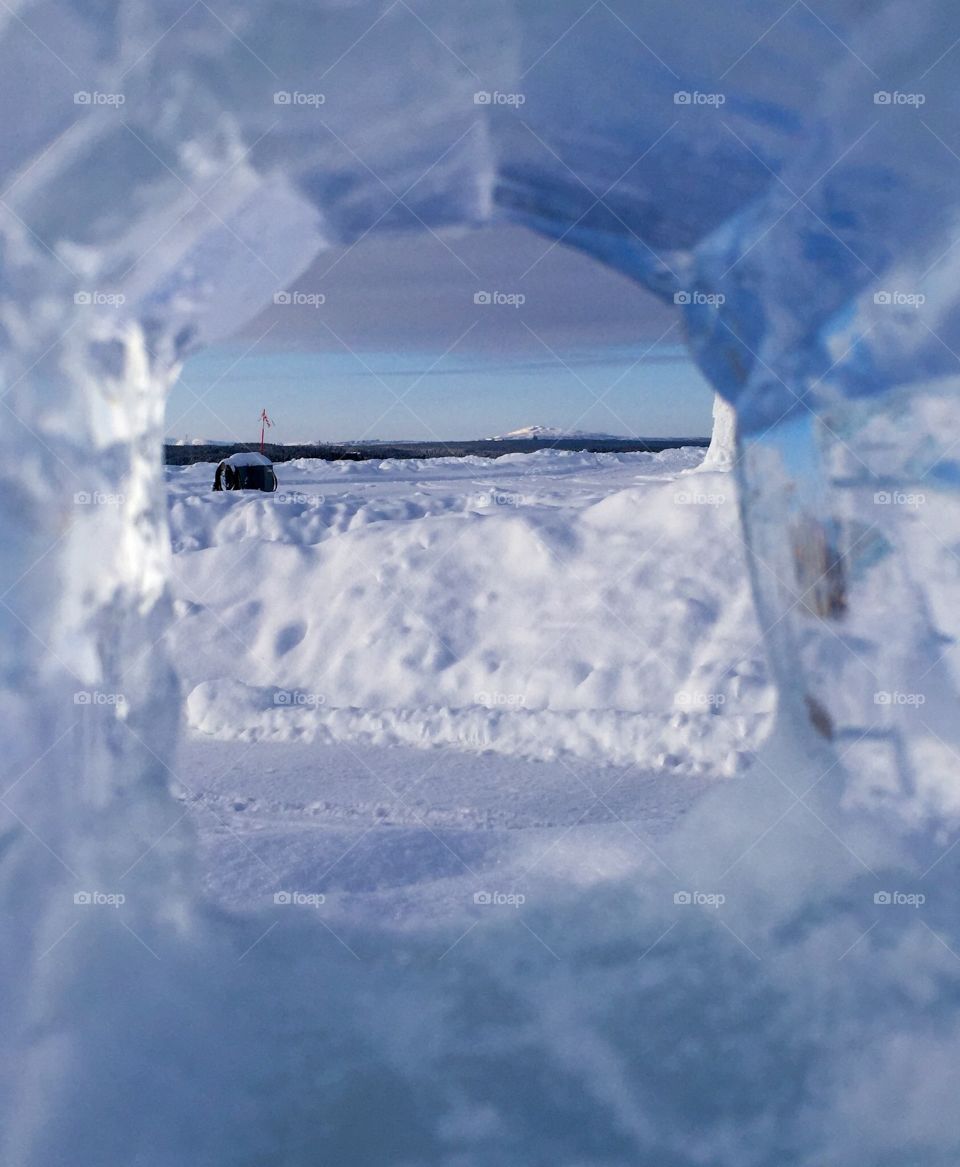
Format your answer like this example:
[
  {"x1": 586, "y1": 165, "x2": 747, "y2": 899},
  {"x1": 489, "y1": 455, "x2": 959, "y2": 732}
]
[
  {"x1": 165, "y1": 438, "x2": 234, "y2": 446},
  {"x1": 486, "y1": 425, "x2": 626, "y2": 441}
]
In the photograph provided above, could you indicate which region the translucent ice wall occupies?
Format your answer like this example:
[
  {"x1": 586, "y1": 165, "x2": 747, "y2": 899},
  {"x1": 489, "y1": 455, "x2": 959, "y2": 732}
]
[{"x1": 1, "y1": 0, "x2": 960, "y2": 1162}]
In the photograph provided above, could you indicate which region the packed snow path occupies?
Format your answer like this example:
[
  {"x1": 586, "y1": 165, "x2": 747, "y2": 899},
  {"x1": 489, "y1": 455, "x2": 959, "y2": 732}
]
[{"x1": 177, "y1": 737, "x2": 714, "y2": 923}]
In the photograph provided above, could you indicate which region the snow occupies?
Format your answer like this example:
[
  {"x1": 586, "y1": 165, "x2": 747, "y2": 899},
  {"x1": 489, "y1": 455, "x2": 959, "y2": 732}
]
[
  {"x1": 168, "y1": 447, "x2": 769, "y2": 773},
  {"x1": 218, "y1": 451, "x2": 274, "y2": 467},
  {"x1": 3, "y1": 0, "x2": 960, "y2": 1163},
  {"x1": 165, "y1": 447, "x2": 772, "y2": 931},
  {"x1": 177, "y1": 736, "x2": 714, "y2": 920}
]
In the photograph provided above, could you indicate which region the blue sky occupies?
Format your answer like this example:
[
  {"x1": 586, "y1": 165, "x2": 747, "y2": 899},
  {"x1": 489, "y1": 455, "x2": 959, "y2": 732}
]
[
  {"x1": 165, "y1": 223, "x2": 714, "y2": 442},
  {"x1": 166, "y1": 343, "x2": 711, "y2": 443}
]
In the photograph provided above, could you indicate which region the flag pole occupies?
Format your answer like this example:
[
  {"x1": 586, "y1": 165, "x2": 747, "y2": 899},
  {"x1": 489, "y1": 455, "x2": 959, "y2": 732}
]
[{"x1": 259, "y1": 408, "x2": 273, "y2": 453}]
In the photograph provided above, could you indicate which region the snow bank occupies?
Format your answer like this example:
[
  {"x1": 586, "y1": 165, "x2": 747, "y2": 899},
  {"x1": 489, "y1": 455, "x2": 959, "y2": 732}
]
[
  {"x1": 187, "y1": 680, "x2": 764, "y2": 774},
  {"x1": 168, "y1": 451, "x2": 771, "y2": 769}
]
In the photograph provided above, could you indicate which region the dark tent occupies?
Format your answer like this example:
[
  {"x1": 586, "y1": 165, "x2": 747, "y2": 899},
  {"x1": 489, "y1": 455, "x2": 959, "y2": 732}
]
[{"x1": 213, "y1": 452, "x2": 278, "y2": 493}]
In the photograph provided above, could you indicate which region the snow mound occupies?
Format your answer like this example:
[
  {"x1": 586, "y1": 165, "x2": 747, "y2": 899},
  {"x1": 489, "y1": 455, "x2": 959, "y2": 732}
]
[
  {"x1": 167, "y1": 452, "x2": 772, "y2": 770},
  {"x1": 186, "y1": 678, "x2": 764, "y2": 774}
]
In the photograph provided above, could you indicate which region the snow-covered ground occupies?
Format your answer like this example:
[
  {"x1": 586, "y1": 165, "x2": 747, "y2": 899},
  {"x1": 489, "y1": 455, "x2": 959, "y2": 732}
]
[{"x1": 166, "y1": 447, "x2": 773, "y2": 918}]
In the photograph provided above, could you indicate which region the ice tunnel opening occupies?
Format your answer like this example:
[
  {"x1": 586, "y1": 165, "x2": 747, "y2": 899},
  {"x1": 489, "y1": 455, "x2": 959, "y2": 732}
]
[{"x1": 157, "y1": 218, "x2": 754, "y2": 796}]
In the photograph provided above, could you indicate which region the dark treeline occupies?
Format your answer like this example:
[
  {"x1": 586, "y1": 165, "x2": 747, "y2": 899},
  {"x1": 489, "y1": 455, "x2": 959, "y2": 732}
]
[{"x1": 165, "y1": 438, "x2": 709, "y2": 466}]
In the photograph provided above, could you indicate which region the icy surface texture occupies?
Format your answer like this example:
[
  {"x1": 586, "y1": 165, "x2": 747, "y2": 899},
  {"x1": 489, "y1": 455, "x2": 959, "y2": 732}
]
[{"x1": 1, "y1": 0, "x2": 959, "y2": 1163}]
